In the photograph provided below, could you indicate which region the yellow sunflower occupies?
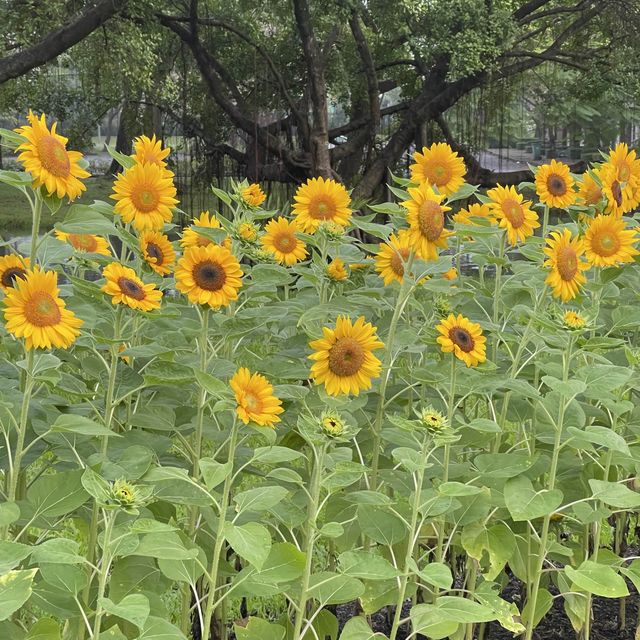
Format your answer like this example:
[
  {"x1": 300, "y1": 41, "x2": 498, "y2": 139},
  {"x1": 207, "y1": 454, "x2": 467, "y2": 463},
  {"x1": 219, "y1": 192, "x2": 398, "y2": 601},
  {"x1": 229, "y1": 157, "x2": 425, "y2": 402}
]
[
  {"x1": 410, "y1": 142, "x2": 466, "y2": 196},
  {"x1": 132, "y1": 134, "x2": 171, "y2": 168},
  {"x1": 535, "y1": 160, "x2": 577, "y2": 209},
  {"x1": 443, "y1": 267, "x2": 458, "y2": 281},
  {"x1": 436, "y1": 314, "x2": 486, "y2": 367},
  {"x1": 230, "y1": 367, "x2": 283, "y2": 428},
  {"x1": 327, "y1": 258, "x2": 348, "y2": 282},
  {"x1": 237, "y1": 222, "x2": 259, "y2": 242},
  {"x1": 261, "y1": 217, "x2": 307, "y2": 265},
  {"x1": 0, "y1": 255, "x2": 30, "y2": 293},
  {"x1": 175, "y1": 244, "x2": 243, "y2": 307},
  {"x1": 374, "y1": 229, "x2": 416, "y2": 285},
  {"x1": 139, "y1": 231, "x2": 176, "y2": 275},
  {"x1": 111, "y1": 162, "x2": 178, "y2": 231},
  {"x1": 578, "y1": 169, "x2": 603, "y2": 207},
  {"x1": 101, "y1": 262, "x2": 162, "y2": 311},
  {"x1": 600, "y1": 163, "x2": 636, "y2": 216},
  {"x1": 402, "y1": 182, "x2": 452, "y2": 259},
  {"x1": 54, "y1": 230, "x2": 111, "y2": 256},
  {"x1": 15, "y1": 111, "x2": 89, "y2": 200},
  {"x1": 309, "y1": 315, "x2": 384, "y2": 396},
  {"x1": 181, "y1": 211, "x2": 232, "y2": 250},
  {"x1": 3, "y1": 268, "x2": 83, "y2": 350},
  {"x1": 486, "y1": 184, "x2": 540, "y2": 245},
  {"x1": 607, "y1": 142, "x2": 640, "y2": 188},
  {"x1": 543, "y1": 229, "x2": 589, "y2": 301},
  {"x1": 292, "y1": 177, "x2": 352, "y2": 233},
  {"x1": 563, "y1": 310, "x2": 586, "y2": 330},
  {"x1": 241, "y1": 183, "x2": 266, "y2": 207},
  {"x1": 452, "y1": 202, "x2": 495, "y2": 226},
  {"x1": 583, "y1": 215, "x2": 639, "y2": 267}
]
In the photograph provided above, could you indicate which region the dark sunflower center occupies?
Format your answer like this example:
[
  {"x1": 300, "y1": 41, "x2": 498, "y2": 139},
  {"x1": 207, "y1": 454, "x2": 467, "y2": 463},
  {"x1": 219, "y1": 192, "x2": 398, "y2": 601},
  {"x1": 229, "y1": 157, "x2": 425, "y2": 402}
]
[
  {"x1": 37, "y1": 134, "x2": 70, "y2": 177},
  {"x1": 611, "y1": 181, "x2": 623, "y2": 207},
  {"x1": 69, "y1": 233, "x2": 97, "y2": 252},
  {"x1": 390, "y1": 247, "x2": 410, "y2": 276},
  {"x1": 1, "y1": 266, "x2": 26, "y2": 288},
  {"x1": 593, "y1": 231, "x2": 620, "y2": 257},
  {"x1": 131, "y1": 187, "x2": 160, "y2": 213},
  {"x1": 448, "y1": 327, "x2": 475, "y2": 353},
  {"x1": 417, "y1": 200, "x2": 444, "y2": 241},
  {"x1": 557, "y1": 246, "x2": 578, "y2": 280},
  {"x1": 146, "y1": 242, "x2": 164, "y2": 265},
  {"x1": 328, "y1": 337, "x2": 365, "y2": 377},
  {"x1": 501, "y1": 199, "x2": 524, "y2": 228},
  {"x1": 547, "y1": 174, "x2": 567, "y2": 196},
  {"x1": 24, "y1": 291, "x2": 62, "y2": 327},
  {"x1": 193, "y1": 260, "x2": 226, "y2": 291},
  {"x1": 273, "y1": 232, "x2": 295, "y2": 253},
  {"x1": 117, "y1": 277, "x2": 146, "y2": 300}
]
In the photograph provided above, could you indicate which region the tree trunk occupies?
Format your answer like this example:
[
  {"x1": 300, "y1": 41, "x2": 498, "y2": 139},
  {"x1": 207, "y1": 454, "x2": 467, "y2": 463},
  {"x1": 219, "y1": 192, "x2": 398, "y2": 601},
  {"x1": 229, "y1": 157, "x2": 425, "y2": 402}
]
[{"x1": 108, "y1": 98, "x2": 140, "y2": 175}]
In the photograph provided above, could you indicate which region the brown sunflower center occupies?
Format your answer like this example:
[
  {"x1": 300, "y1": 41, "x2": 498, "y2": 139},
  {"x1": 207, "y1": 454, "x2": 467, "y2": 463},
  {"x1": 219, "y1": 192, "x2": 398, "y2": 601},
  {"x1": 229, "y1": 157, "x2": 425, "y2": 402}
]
[
  {"x1": 427, "y1": 162, "x2": 451, "y2": 186},
  {"x1": 131, "y1": 186, "x2": 160, "y2": 213},
  {"x1": 501, "y1": 199, "x2": 525, "y2": 228},
  {"x1": 146, "y1": 242, "x2": 164, "y2": 265},
  {"x1": 24, "y1": 291, "x2": 62, "y2": 327},
  {"x1": 37, "y1": 134, "x2": 70, "y2": 177},
  {"x1": 69, "y1": 233, "x2": 97, "y2": 252},
  {"x1": 611, "y1": 180, "x2": 623, "y2": 207},
  {"x1": 1, "y1": 266, "x2": 27, "y2": 288},
  {"x1": 310, "y1": 199, "x2": 335, "y2": 220},
  {"x1": 557, "y1": 246, "x2": 578, "y2": 281},
  {"x1": 193, "y1": 260, "x2": 226, "y2": 291},
  {"x1": 273, "y1": 231, "x2": 295, "y2": 253},
  {"x1": 448, "y1": 327, "x2": 475, "y2": 353},
  {"x1": 117, "y1": 277, "x2": 146, "y2": 300},
  {"x1": 592, "y1": 231, "x2": 620, "y2": 257},
  {"x1": 242, "y1": 390, "x2": 262, "y2": 412},
  {"x1": 417, "y1": 200, "x2": 444, "y2": 241},
  {"x1": 390, "y1": 247, "x2": 410, "y2": 276},
  {"x1": 328, "y1": 337, "x2": 365, "y2": 377},
  {"x1": 547, "y1": 174, "x2": 567, "y2": 196}
]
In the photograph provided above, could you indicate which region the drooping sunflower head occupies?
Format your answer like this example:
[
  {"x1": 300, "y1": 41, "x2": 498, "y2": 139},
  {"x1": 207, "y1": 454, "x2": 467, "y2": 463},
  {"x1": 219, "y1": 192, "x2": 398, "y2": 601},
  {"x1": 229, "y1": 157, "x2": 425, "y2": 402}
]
[
  {"x1": 410, "y1": 142, "x2": 466, "y2": 196},
  {"x1": 241, "y1": 183, "x2": 266, "y2": 207},
  {"x1": 583, "y1": 215, "x2": 639, "y2": 268},
  {"x1": 236, "y1": 221, "x2": 259, "y2": 243},
  {"x1": 486, "y1": 184, "x2": 540, "y2": 245},
  {"x1": 175, "y1": 244, "x2": 243, "y2": 308},
  {"x1": 436, "y1": 313, "x2": 487, "y2": 368},
  {"x1": 181, "y1": 211, "x2": 232, "y2": 250},
  {"x1": 139, "y1": 231, "x2": 176, "y2": 275},
  {"x1": 309, "y1": 315, "x2": 384, "y2": 396},
  {"x1": 101, "y1": 262, "x2": 163, "y2": 312},
  {"x1": 3, "y1": 267, "x2": 83, "y2": 350},
  {"x1": 578, "y1": 169, "x2": 604, "y2": 208},
  {"x1": 132, "y1": 134, "x2": 171, "y2": 168},
  {"x1": 402, "y1": 182, "x2": 452, "y2": 260},
  {"x1": 54, "y1": 230, "x2": 111, "y2": 256},
  {"x1": 543, "y1": 228, "x2": 589, "y2": 302},
  {"x1": 326, "y1": 257, "x2": 348, "y2": 282},
  {"x1": 111, "y1": 162, "x2": 178, "y2": 231},
  {"x1": 563, "y1": 310, "x2": 587, "y2": 331},
  {"x1": 261, "y1": 217, "x2": 308, "y2": 265},
  {"x1": 15, "y1": 111, "x2": 89, "y2": 200},
  {"x1": 600, "y1": 162, "x2": 637, "y2": 216},
  {"x1": 0, "y1": 255, "x2": 30, "y2": 293},
  {"x1": 452, "y1": 202, "x2": 495, "y2": 226},
  {"x1": 292, "y1": 177, "x2": 352, "y2": 233},
  {"x1": 374, "y1": 229, "x2": 416, "y2": 285},
  {"x1": 535, "y1": 160, "x2": 577, "y2": 209},
  {"x1": 230, "y1": 367, "x2": 283, "y2": 428}
]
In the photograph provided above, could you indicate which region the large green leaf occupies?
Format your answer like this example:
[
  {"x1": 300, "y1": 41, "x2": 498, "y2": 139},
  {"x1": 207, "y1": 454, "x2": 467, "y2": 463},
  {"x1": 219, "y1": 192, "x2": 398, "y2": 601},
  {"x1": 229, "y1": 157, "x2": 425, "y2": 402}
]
[
  {"x1": 338, "y1": 551, "x2": 399, "y2": 580},
  {"x1": 565, "y1": 561, "x2": 629, "y2": 597},
  {"x1": 224, "y1": 522, "x2": 272, "y2": 570},
  {"x1": 27, "y1": 470, "x2": 89, "y2": 519},
  {"x1": 25, "y1": 618, "x2": 61, "y2": 640},
  {"x1": 233, "y1": 486, "x2": 288, "y2": 513},
  {"x1": 234, "y1": 617, "x2": 285, "y2": 640},
  {"x1": 136, "y1": 616, "x2": 188, "y2": 639},
  {"x1": 504, "y1": 475, "x2": 563, "y2": 521},
  {"x1": 339, "y1": 617, "x2": 387, "y2": 640},
  {"x1": 307, "y1": 572, "x2": 364, "y2": 605},
  {"x1": 0, "y1": 569, "x2": 38, "y2": 621},
  {"x1": 589, "y1": 480, "x2": 640, "y2": 508},
  {"x1": 99, "y1": 594, "x2": 150, "y2": 629},
  {"x1": 0, "y1": 542, "x2": 32, "y2": 573},
  {"x1": 356, "y1": 505, "x2": 407, "y2": 545}
]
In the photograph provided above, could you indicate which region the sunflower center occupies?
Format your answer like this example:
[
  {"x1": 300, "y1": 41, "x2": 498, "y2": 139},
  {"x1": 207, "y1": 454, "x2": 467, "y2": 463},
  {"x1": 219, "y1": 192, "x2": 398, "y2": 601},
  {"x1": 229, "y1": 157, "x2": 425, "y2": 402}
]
[
  {"x1": 417, "y1": 200, "x2": 444, "y2": 241},
  {"x1": 194, "y1": 234, "x2": 212, "y2": 247},
  {"x1": 592, "y1": 231, "x2": 620, "y2": 257},
  {"x1": 243, "y1": 390, "x2": 262, "y2": 412},
  {"x1": 273, "y1": 232, "x2": 295, "y2": 253},
  {"x1": 1, "y1": 267, "x2": 27, "y2": 288},
  {"x1": 448, "y1": 327, "x2": 475, "y2": 353},
  {"x1": 557, "y1": 247, "x2": 578, "y2": 281},
  {"x1": 501, "y1": 199, "x2": 524, "y2": 228},
  {"x1": 117, "y1": 277, "x2": 146, "y2": 300},
  {"x1": 311, "y1": 199, "x2": 335, "y2": 220},
  {"x1": 24, "y1": 291, "x2": 62, "y2": 327},
  {"x1": 611, "y1": 181, "x2": 623, "y2": 207},
  {"x1": 547, "y1": 174, "x2": 567, "y2": 196},
  {"x1": 131, "y1": 186, "x2": 160, "y2": 213},
  {"x1": 328, "y1": 337, "x2": 365, "y2": 377},
  {"x1": 390, "y1": 247, "x2": 410, "y2": 276},
  {"x1": 146, "y1": 242, "x2": 164, "y2": 265},
  {"x1": 428, "y1": 162, "x2": 452, "y2": 186},
  {"x1": 69, "y1": 233, "x2": 97, "y2": 252},
  {"x1": 37, "y1": 134, "x2": 70, "y2": 177},
  {"x1": 193, "y1": 260, "x2": 226, "y2": 291}
]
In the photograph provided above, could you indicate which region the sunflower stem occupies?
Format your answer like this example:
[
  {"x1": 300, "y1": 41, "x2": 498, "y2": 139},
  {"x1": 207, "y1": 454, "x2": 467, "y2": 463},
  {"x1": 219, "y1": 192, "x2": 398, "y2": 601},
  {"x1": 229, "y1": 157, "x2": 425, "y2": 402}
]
[
  {"x1": 491, "y1": 232, "x2": 506, "y2": 361},
  {"x1": 91, "y1": 509, "x2": 117, "y2": 638},
  {"x1": 30, "y1": 191, "x2": 42, "y2": 265},
  {"x1": 542, "y1": 204, "x2": 550, "y2": 239}
]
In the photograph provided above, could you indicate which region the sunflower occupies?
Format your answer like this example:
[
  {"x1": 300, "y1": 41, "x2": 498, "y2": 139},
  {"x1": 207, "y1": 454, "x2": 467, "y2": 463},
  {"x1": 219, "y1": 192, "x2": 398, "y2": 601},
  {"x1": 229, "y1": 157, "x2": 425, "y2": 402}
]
[
  {"x1": 175, "y1": 244, "x2": 243, "y2": 308},
  {"x1": 111, "y1": 162, "x2": 178, "y2": 231},
  {"x1": 600, "y1": 163, "x2": 636, "y2": 216},
  {"x1": 443, "y1": 267, "x2": 458, "y2": 281},
  {"x1": 54, "y1": 230, "x2": 111, "y2": 256},
  {"x1": 436, "y1": 314, "x2": 486, "y2": 367},
  {"x1": 139, "y1": 231, "x2": 176, "y2": 275},
  {"x1": 101, "y1": 262, "x2": 162, "y2": 311},
  {"x1": 237, "y1": 222, "x2": 259, "y2": 243},
  {"x1": 15, "y1": 111, "x2": 89, "y2": 200},
  {"x1": 410, "y1": 142, "x2": 466, "y2": 196},
  {"x1": 452, "y1": 202, "x2": 495, "y2": 226},
  {"x1": 309, "y1": 315, "x2": 384, "y2": 396},
  {"x1": 0, "y1": 255, "x2": 30, "y2": 293},
  {"x1": 181, "y1": 211, "x2": 232, "y2": 250},
  {"x1": 241, "y1": 183, "x2": 266, "y2": 207},
  {"x1": 543, "y1": 229, "x2": 589, "y2": 301},
  {"x1": 402, "y1": 182, "x2": 452, "y2": 259},
  {"x1": 3, "y1": 268, "x2": 83, "y2": 350},
  {"x1": 578, "y1": 169, "x2": 603, "y2": 207},
  {"x1": 486, "y1": 185, "x2": 540, "y2": 245},
  {"x1": 374, "y1": 229, "x2": 416, "y2": 285},
  {"x1": 535, "y1": 160, "x2": 577, "y2": 209},
  {"x1": 327, "y1": 258, "x2": 348, "y2": 282},
  {"x1": 131, "y1": 134, "x2": 171, "y2": 169},
  {"x1": 583, "y1": 215, "x2": 639, "y2": 267},
  {"x1": 607, "y1": 143, "x2": 640, "y2": 188},
  {"x1": 261, "y1": 217, "x2": 307, "y2": 265},
  {"x1": 292, "y1": 177, "x2": 352, "y2": 233},
  {"x1": 563, "y1": 310, "x2": 586, "y2": 330},
  {"x1": 230, "y1": 367, "x2": 283, "y2": 428}
]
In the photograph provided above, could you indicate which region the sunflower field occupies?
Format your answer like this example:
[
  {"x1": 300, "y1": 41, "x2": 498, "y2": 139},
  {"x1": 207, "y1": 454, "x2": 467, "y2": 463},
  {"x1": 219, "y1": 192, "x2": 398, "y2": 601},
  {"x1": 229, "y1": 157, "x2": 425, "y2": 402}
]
[{"x1": 1, "y1": 111, "x2": 640, "y2": 640}]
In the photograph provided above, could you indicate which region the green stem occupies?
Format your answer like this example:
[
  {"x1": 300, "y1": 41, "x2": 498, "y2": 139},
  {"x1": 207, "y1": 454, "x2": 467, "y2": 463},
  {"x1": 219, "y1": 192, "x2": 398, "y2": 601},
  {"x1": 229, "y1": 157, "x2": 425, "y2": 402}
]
[
  {"x1": 542, "y1": 205, "x2": 549, "y2": 240},
  {"x1": 91, "y1": 510, "x2": 116, "y2": 638},
  {"x1": 492, "y1": 232, "x2": 506, "y2": 361},
  {"x1": 30, "y1": 192, "x2": 42, "y2": 264},
  {"x1": 465, "y1": 559, "x2": 479, "y2": 640}
]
